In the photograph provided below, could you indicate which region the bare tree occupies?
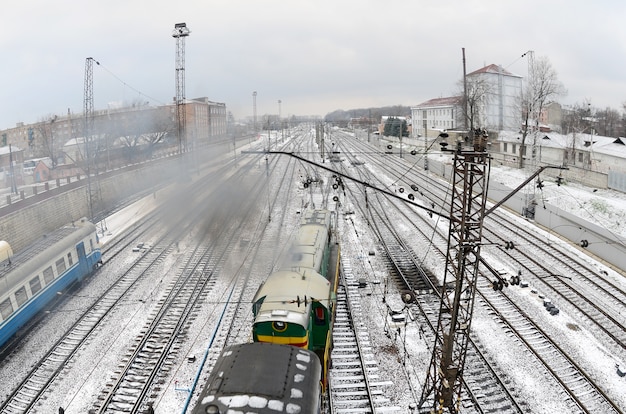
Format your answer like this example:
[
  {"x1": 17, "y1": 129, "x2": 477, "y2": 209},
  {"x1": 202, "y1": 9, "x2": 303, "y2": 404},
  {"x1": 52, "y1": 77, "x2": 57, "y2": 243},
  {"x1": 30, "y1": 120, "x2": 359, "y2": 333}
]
[
  {"x1": 518, "y1": 55, "x2": 566, "y2": 168},
  {"x1": 595, "y1": 107, "x2": 621, "y2": 137},
  {"x1": 456, "y1": 77, "x2": 492, "y2": 131},
  {"x1": 560, "y1": 101, "x2": 592, "y2": 167},
  {"x1": 142, "y1": 110, "x2": 176, "y2": 157},
  {"x1": 109, "y1": 106, "x2": 175, "y2": 163},
  {"x1": 34, "y1": 115, "x2": 59, "y2": 166}
]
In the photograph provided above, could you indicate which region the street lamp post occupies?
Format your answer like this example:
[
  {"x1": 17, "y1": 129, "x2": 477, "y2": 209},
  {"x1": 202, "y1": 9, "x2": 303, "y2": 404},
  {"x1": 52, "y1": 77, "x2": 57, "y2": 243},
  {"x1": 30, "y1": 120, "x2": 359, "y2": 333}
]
[
  {"x1": 278, "y1": 99, "x2": 281, "y2": 143},
  {"x1": 49, "y1": 115, "x2": 57, "y2": 167},
  {"x1": 252, "y1": 91, "x2": 257, "y2": 139},
  {"x1": 398, "y1": 118, "x2": 403, "y2": 159}
]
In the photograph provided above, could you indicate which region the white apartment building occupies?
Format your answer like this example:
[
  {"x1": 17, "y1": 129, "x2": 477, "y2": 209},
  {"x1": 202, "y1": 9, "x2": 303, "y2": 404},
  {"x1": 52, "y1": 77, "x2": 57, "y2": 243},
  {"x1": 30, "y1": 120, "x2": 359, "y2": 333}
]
[{"x1": 411, "y1": 64, "x2": 523, "y2": 138}]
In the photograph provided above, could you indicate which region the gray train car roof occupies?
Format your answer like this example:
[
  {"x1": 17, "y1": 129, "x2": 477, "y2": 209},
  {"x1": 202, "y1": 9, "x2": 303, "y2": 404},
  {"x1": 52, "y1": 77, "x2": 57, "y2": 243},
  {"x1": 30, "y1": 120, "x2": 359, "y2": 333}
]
[
  {"x1": 194, "y1": 342, "x2": 321, "y2": 413},
  {"x1": 0, "y1": 219, "x2": 96, "y2": 298},
  {"x1": 278, "y1": 209, "x2": 331, "y2": 271}
]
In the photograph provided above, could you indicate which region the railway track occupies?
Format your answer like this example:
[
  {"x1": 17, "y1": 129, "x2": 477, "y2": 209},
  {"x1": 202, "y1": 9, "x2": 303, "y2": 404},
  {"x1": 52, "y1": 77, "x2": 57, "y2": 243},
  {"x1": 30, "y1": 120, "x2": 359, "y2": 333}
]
[
  {"x1": 0, "y1": 222, "x2": 187, "y2": 414},
  {"x1": 371, "y1": 187, "x2": 622, "y2": 413},
  {"x1": 333, "y1": 132, "x2": 626, "y2": 410},
  {"x1": 476, "y1": 278, "x2": 623, "y2": 414},
  {"x1": 92, "y1": 236, "x2": 233, "y2": 413},
  {"x1": 0, "y1": 137, "x2": 301, "y2": 413},
  {"x1": 364, "y1": 194, "x2": 525, "y2": 413},
  {"x1": 94, "y1": 137, "x2": 308, "y2": 413},
  {"x1": 329, "y1": 259, "x2": 402, "y2": 413}
]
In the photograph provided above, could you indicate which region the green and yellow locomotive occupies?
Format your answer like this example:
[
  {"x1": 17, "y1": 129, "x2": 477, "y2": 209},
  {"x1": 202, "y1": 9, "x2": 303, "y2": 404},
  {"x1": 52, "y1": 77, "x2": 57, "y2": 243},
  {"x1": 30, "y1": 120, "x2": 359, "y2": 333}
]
[{"x1": 252, "y1": 209, "x2": 340, "y2": 371}]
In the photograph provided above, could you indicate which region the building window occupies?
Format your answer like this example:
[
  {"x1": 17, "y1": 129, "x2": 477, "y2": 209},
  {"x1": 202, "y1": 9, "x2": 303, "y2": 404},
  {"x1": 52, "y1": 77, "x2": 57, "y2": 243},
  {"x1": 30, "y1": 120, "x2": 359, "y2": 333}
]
[
  {"x1": 578, "y1": 152, "x2": 583, "y2": 162},
  {"x1": 504, "y1": 143, "x2": 508, "y2": 152}
]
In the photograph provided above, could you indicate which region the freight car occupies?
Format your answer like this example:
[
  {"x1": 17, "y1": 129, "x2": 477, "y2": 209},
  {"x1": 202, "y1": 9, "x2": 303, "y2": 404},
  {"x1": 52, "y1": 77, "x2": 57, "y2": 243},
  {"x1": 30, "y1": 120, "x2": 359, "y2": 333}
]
[
  {"x1": 191, "y1": 342, "x2": 322, "y2": 414},
  {"x1": 0, "y1": 218, "x2": 102, "y2": 349}
]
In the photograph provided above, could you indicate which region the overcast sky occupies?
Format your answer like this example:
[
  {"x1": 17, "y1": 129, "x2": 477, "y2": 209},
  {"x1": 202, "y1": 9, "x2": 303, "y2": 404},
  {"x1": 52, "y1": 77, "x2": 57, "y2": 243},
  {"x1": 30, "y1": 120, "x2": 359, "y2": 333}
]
[{"x1": 1, "y1": 0, "x2": 625, "y2": 128}]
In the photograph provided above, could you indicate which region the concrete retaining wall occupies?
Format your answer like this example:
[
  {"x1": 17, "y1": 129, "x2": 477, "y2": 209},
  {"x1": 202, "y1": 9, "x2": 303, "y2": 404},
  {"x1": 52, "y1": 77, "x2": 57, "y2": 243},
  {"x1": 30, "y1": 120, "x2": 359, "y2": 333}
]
[
  {"x1": 0, "y1": 155, "x2": 184, "y2": 253},
  {"x1": 429, "y1": 158, "x2": 626, "y2": 269},
  {"x1": 379, "y1": 138, "x2": 624, "y2": 272}
]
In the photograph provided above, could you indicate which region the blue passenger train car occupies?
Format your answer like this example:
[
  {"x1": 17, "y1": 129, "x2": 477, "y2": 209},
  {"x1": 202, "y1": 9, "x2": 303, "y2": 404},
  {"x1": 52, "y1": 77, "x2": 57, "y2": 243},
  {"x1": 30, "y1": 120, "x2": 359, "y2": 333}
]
[{"x1": 0, "y1": 218, "x2": 102, "y2": 349}]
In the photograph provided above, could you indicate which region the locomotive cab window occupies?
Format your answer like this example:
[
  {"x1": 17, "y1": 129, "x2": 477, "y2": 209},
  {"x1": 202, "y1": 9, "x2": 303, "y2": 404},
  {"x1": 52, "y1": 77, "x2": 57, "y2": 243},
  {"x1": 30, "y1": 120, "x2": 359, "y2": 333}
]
[
  {"x1": 314, "y1": 306, "x2": 325, "y2": 325},
  {"x1": 253, "y1": 297, "x2": 265, "y2": 316},
  {"x1": 67, "y1": 252, "x2": 73, "y2": 266}
]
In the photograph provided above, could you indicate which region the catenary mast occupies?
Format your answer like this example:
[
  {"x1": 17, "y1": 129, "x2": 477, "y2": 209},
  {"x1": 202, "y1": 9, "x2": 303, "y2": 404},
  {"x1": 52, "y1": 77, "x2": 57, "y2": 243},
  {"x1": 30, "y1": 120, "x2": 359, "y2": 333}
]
[
  {"x1": 172, "y1": 23, "x2": 190, "y2": 154},
  {"x1": 420, "y1": 130, "x2": 490, "y2": 413},
  {"x1": 83, "y1": 57, "x2": 105, "y2": 233}
]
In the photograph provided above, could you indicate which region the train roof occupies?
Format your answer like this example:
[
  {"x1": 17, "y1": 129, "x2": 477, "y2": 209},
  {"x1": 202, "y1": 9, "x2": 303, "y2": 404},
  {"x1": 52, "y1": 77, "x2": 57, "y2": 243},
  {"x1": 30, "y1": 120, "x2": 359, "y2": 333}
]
[
  {"x1": 300, "y1": 209, "x2": 331, "y2": 226},
  {"x1": 253, "y1": 269, "x2": 331, "y2": 313},
  {"x1": 0, "y1": 219, "x2": 96, "y2": 297},
  {"x1": 276, "y1": 210, "x2": 331, "y2": 271},
  {"x1": 193, "y1": 342, "x2": 321, "y2": 414},
  {"x1": 280, "y1": 230, "x2": 327, "y2": 270}
]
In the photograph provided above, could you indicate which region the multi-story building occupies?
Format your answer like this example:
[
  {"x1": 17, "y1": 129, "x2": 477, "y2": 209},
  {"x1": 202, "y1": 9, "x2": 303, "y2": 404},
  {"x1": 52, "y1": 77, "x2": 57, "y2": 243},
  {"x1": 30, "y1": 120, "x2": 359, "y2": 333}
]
[
  {"x1": 410, "y1": 96, "x2": 463, "y2": 139},
  {"x1": 411, "y1": 64, "x2": 523, "y2": 138},
  {"x1": 0, "y1": 98, "x2": 227, "y2": 165},
  {"x1": 467, "y1": 64, "x2": 522, "y2": 131}
]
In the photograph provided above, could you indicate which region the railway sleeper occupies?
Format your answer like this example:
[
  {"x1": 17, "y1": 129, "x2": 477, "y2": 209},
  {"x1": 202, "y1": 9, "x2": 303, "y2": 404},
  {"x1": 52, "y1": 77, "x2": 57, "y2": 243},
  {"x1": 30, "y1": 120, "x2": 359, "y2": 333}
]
[
  {"x1": 333, "y1": 408, "x2": 373, "y2": 413},
  {"x1": 332, "y1": 390, "x2": 383, "y2": 397}
]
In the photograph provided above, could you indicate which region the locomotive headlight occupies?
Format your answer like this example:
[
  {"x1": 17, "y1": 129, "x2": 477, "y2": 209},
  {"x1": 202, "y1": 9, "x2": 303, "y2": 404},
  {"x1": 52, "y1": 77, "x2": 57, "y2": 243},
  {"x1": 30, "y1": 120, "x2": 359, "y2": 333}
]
[
  {"x1": 272, "y1": 321, "x2": 287, "y2": 332},
  {"x1": 206, "y1": 404, "x2": 220, "y2": 414}
]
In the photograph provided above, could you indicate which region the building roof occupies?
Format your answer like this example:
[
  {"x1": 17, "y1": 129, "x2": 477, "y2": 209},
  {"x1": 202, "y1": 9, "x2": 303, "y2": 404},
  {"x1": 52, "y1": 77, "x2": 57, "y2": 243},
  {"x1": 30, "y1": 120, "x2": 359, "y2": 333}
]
[
  {"x1": 498, "y1": 130, "x2": 626, "y2": 157},
  {"x1": 414, "y1": 96, "x2": 463, "y2": 108},
  {"x1": 467, "y1": 64, "x2": 522, "y2": 78},
  {"x1": 0, "y1": 145, "x2": 24, "y2": 155}
]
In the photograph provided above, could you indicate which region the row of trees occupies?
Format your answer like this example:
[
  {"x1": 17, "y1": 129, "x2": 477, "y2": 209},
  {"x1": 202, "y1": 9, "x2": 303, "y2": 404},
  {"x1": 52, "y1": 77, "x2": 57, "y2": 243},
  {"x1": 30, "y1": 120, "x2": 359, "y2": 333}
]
[
  {"x1": 31, "y1": 102, "x2": 176, "y2": 169},
  {"x1": 383, "y1": 117, "x2": 409, "y2": 138}
]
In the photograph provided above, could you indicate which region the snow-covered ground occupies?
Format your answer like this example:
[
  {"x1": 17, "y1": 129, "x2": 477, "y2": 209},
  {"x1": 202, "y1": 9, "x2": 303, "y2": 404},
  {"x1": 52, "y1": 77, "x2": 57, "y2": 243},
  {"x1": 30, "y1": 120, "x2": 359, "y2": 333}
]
[
  {"x1": 83, "y1": 145, "x2": 626, "y2": 412},
  {"x1": 1, "y1": 133, "x2": 624, "y2": 413},
  {"x1": 342, "y1": 149, "x2": 626, "y2": 412},
  {"x1": 487, "y1": 162, "x2": 626, "y2": 241}
]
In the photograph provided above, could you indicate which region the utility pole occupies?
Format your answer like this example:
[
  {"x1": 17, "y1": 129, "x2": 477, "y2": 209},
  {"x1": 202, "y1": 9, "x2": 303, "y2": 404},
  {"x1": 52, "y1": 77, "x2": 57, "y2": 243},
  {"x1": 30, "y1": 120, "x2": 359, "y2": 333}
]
[
  {"x1": 420, "y1": 129, "x2": 490, "y2": 413},
  {"x1": 462, "y1": 48, "x2": 468, "y2": 131},
  {"x1": 278, "y1": 99, "x2": 282, "y2": 143},
  {"x1": 84, "y1": 57, "x2": 95, "y2": 220},
  {"x1": 367, "y1": 109, "x2": 371, "y2": 143},
  {"x1": 253, "y1": 91, "x2": 257, "y2": 138},
  {"x1": 9, "y1": 144, "x2": 17, "y2": 194},
  {"x1": 173, "y1": 22, "x2": 190, "y2": 154}
]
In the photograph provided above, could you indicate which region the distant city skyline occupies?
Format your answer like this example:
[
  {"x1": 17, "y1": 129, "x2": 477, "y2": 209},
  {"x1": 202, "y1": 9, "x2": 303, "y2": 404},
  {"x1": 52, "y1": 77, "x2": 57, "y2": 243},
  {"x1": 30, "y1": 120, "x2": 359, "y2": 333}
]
[{"x1": 1, "y1": 1, "x2": 624, "y2": 128}]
